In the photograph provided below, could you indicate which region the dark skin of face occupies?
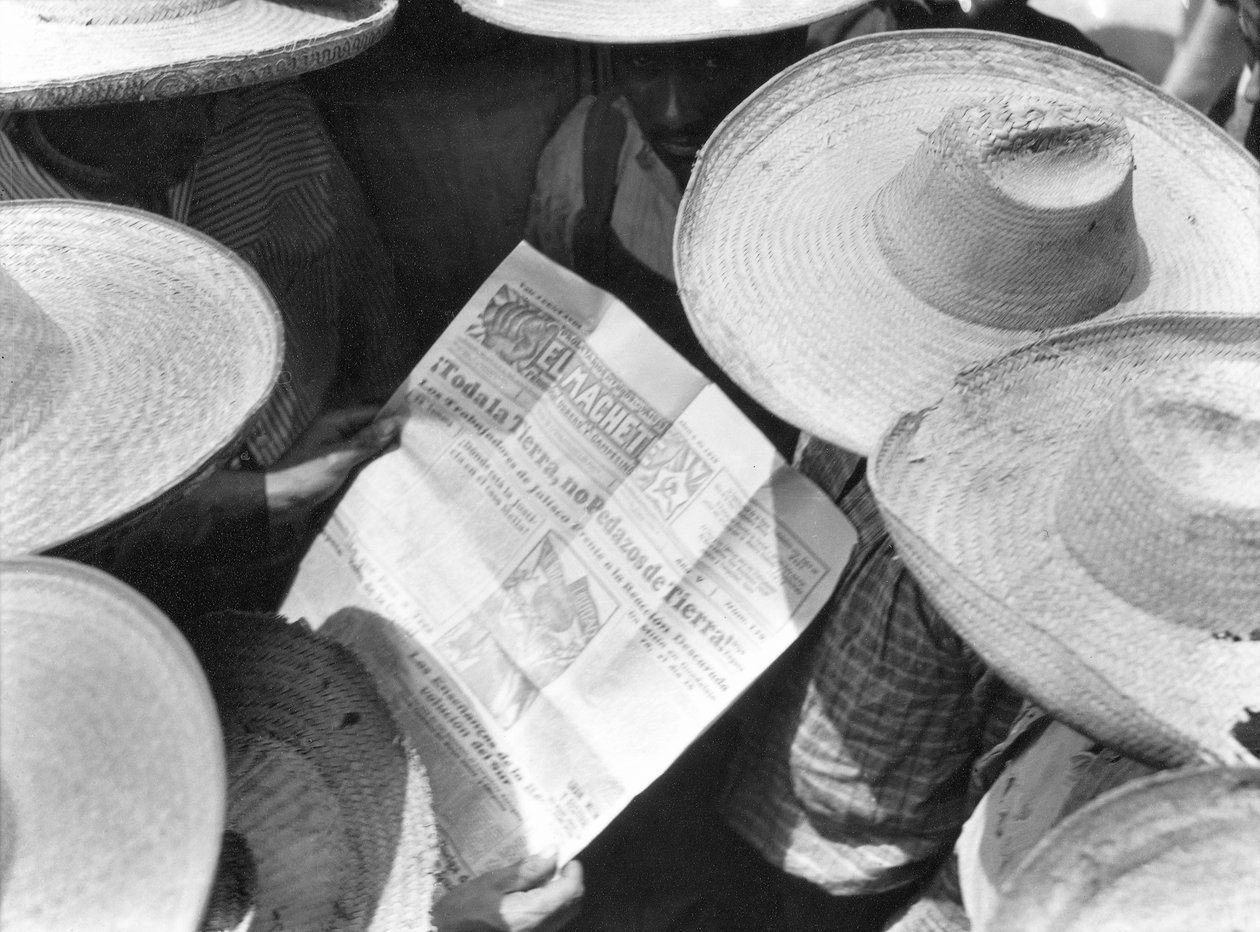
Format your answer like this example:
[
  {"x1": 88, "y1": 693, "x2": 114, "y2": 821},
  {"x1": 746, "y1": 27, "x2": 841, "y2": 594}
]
[
  {"x1": 611, "y1": 33, "x2": 805, "y2": 189},
  {"x1": 32, "y1": 94, "x2": 218, "y2": 196}
]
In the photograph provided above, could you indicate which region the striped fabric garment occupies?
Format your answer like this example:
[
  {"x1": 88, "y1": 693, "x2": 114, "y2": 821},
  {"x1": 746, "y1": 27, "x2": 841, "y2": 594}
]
[
  {"x1": 0, "y1": 81, "x2": 406, "y2": 467},
  {"x1": 720, "y1": 438, "x2": 1022, "y2": 898}
]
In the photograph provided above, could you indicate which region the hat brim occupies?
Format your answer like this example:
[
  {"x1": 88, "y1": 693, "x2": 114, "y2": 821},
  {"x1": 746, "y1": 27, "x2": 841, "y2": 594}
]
[
  {"x1": 455, "y1": 0, "x2": 866, "y2": 43},
  {"x1": 0, "y1": 0, "x2": 396, "y2": 110},
  {"x1": 0, "y1": 200, "x2": 283, "y2": 557},
  {"x1": 676, "y1": 31, "x2": 1260, "y2": 457},
  {"x1": 870, "y1": 314, "x2": 1260, "y2": 768},
  {"x1": 184, "y1": 614, "x2": 439, "y2": 929},
  {"x1": 0, "y1": 557, "x2": 226, "y2": 929},
  {"x1": 986, "y1": 767, "x2": 1260, "y2": 932}
]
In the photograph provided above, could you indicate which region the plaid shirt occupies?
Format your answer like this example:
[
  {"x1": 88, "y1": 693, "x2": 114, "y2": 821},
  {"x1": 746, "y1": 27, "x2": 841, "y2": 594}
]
[
  {"x1": 1, "y1": 81, "x2": 406, "y2": 466},
  {"x1": 721, "y1": 438, "x2": 1020, "y2": 896}
]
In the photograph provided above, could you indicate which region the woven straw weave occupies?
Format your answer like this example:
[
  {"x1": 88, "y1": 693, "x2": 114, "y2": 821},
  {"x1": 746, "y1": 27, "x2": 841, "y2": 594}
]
[
  {"x1": 985, "y1": 767, "x2": 1260, "y2": 932},
  {"x1": 0, "y1": 0, "x2": 397, "y2": 110},
  {"x1": 454, "y1": 0, "x2": 867, "y2": 43},
  {"x1": 870, "y1": 313, "x2": 1260, "y2": 768},
  {"x1": 185, "y1": 613, "x2": 439, "y2": 932},
  {"x1": 676, "y1": 31, "x2": 1260, "y2": 457},
  {"x1": 0, "y1": 200, "x2": 282, "y2": 558},
  {"x1": 0, "y1": 557, "x2": 225, "y2": 931}
]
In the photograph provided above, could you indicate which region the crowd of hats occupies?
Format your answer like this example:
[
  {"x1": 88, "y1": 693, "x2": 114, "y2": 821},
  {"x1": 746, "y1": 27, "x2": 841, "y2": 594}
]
[
  {"x1": 0, "y1": 3, "x2": 445, "y2": 930},
  {"x1": 675, "y1": 31, "x2": 1260, "y2": 456},
  {"x1": 673, "y1": 17, "x2": 1260, "y2": 932},
  {"x1": 674, "y1": 28, "x2": 1260, "y2": 768},
  {"x1": 2, "y1": 1, "x2": 1258, "y2": 930}
]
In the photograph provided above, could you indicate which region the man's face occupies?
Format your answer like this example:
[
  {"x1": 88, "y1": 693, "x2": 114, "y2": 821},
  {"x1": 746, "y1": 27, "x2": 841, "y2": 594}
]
[
  {"x1": 39, "y1": 94, "x2": 217, "y2": 190},
  {"x1": 611, "y1": 34, "x2": 802, "y2": 187}
]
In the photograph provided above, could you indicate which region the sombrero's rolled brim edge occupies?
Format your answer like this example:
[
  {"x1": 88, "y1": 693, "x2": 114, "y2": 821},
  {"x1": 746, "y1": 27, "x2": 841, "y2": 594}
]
[
  {"x1": 867, "y1": 313, "x2": 1260, "y2": 768},
  {"x1": 988, "y1": 767, "x2": 1260, "y2": 931},
  {"x1": 453, "y1": 0, "x2": 869, "y2": 43},
  {"x1": 0, "y1": 555, "x2": 228, "y2": 926},
  {"x1": 0, "y1": 0, "x2": 397, "y2": 109},
  {"x1": 878, "y1": 504, "x2": 1252, "y2": 768},
  {"x1": 675, "y1": 30, "x2": 1260, "y2": 457}
]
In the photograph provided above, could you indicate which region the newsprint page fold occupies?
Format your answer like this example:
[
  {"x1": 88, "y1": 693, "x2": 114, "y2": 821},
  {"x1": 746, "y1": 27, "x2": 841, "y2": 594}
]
[{"x1": 282, "y1": 242, "x2": 856, "y2": 882}]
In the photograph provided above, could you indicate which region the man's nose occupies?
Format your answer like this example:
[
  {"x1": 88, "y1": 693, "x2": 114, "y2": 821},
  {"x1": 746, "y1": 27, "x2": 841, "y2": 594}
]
[
  {"x1": 656, "y1": 72, "x2": 698, "y2": 130},
  {"x1": 652, "y1": 74, "x2": 684, "y2": 129}
]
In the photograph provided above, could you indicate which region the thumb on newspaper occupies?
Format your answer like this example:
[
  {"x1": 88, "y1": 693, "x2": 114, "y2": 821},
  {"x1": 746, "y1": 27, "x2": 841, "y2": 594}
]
[
  {"x1": 352, "y1": 414, "x2": 405, "y2": 451},
  {"x1": 499, "y1": 859, "x2": 584, "y2": 932},
  {"x1": 265, "y1": 415, "x2": 402, "y2": 516},
  {"x1": 495, "y1": 850, "x2": 559, "y2": 893},
  {"x1": 431, "y1": 855, "x2": 583, "y2": 932}
]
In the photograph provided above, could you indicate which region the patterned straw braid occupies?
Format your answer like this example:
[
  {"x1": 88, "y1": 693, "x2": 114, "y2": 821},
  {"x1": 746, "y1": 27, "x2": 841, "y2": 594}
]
[
  {"x1": 676, "y1": 31, "x2": 1260, "y2": 457},
  {"x1": 870, "y1": 313, "x2": 1260, "y2": 768},
  {"x1": 0, "y1": 557, "x2": 226, "y2": 931},
  {"x1": 985, "y1": 767, "x2": 1260, "y2": 932},
  {"x1": 183, "y1": 612, "x2": 439, "y2": 932},
  {"x1": 454, "y1": 0, "x2": 868, "y2": 43},
  {"x1": 0, "y1": 0, "x2": 397, "y2": 110},
  {"x1": 0, "y1": 200, "x2": 282, "y2": 558}
]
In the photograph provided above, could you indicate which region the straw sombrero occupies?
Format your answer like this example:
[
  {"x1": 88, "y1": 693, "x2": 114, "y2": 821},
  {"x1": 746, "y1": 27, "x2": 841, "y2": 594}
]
[
  {"x1": 676, "y1": 31, "x2": 1260, "y2": 457},
  {"x1": 984, "y1": 767, "x2": 1260, "y2": 932},
  {"x1": 182, "y1": 612, "x2": 439, "y2": 931},
  {"x1": 869, "y1": 313, "x2": 1260, "y2": 768},
  {"x1": 0, "y1": 0, "x2": 397, "y2": 110},
  {"x1": 453, "y1": 0, "x2": 867, "y2": 43},
  {"x1": 0, "y1": 557, "x2": 226, "y2": 930},
  {"x1": 0, "y1": 200, "x2": 282, "y2": 558}
]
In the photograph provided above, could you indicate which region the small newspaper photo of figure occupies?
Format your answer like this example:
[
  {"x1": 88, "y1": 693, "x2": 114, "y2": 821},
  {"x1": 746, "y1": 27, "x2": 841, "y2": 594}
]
[{"x1": 441, "y1": 533, "x2": 611, "y2": 729}]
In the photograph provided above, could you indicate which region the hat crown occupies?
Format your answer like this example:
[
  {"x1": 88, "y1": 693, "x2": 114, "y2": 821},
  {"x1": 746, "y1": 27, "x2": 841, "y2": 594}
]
[
  {"x1": 1, "y1": 267, "x2": 72, "y2": 454},
  {"x1": 184, "y1": 613, "x2": 438, "y2": 929},
  {"x1": 871, "y1": 96, "x2": 1141, "y2": 331},
  {"x1": 16, "y1": 1, "x2": 232, "y2": 26},
  {"x1": 1056, "y1": 361, "x2": 1260, "y2": 632}
]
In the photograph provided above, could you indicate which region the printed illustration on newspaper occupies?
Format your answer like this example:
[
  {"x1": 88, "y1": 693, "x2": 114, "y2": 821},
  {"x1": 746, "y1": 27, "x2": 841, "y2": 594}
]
[{"x1": 282, "y1": 242, "x2": 857, "y2": 881}]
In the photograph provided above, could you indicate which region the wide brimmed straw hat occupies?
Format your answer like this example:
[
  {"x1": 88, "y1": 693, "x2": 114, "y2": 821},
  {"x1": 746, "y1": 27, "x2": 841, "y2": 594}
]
[
  {"x1": 984, "y1": 767, "x2": 1260, "y2": 932},
  {"x1": 182, "y1": 613, "x2": 439, "y2": 931},
  {"x1": 0, "y1": 557, "x2": 226, "y2": 930},
  {"x1": 0, "y1": 200, "x2": 282, "y2": 558},
  {"x1": 870, "y1": 313, "x2": 1260, "y2": 768},
  {"x1": 0, "y1": 0, "x2": 397, "y2": 110},
  {"x1": 453, "y1": 0, "x2": 866, "y2": 43},
  {"x1": 676, "y1": 31, "x2": 1260, "y2": 457}
]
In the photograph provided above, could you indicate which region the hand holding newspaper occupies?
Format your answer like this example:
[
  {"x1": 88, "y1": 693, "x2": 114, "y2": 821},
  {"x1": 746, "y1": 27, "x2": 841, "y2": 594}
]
[{"x1": 282, "y1": 243, "x2": 856, "y2": 882}]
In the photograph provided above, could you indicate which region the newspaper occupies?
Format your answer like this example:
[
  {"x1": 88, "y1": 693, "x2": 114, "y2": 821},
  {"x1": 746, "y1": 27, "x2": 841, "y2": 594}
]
[{"x1": 282, "y1": 242, "x2": 856, "y2": 881}]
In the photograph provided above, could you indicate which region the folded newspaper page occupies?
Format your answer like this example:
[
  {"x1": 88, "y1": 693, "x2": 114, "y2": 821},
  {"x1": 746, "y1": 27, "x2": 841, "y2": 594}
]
[{"x1": 282, "y1": 242, "x2": 856, "y2": 880}]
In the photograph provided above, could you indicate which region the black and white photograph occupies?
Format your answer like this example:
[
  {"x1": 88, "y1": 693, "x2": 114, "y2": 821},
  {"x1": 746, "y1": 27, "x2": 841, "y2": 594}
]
[{"x1": 1, "y1": 1, "x2": 1258, "y2": 930}]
